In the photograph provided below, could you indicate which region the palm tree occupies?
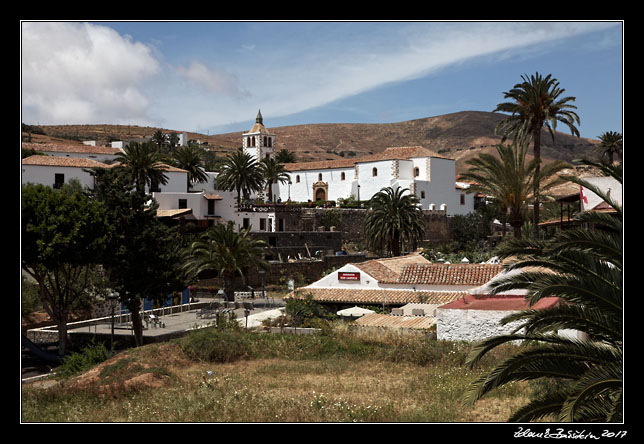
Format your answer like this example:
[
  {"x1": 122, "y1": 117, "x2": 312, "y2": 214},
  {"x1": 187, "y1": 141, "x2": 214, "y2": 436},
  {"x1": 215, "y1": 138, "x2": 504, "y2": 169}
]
[
  {"x1": 114, "y1": 142, "x2": 168, "y2": 193},
  {"x1": 595, "y1": 131, "x2": 622, "y2": 164},
  {"x1": 275, "y1": 148, "x2": 297, "y2": 164},
  {"x1": 216, "y1": 150, "x2": 264, "y2": 205},
  {"x1": 494, "y1": 72, "x2": 580, "y2": 238},
  {"x1": 460, "y1": 142, "x2": 569, "y2": 238},
  {"x1": 171, "y1": 144, "x2": 209, "y2": 191},
  {"x1": 259, "y1": 157, "x2": 290, "y2": 202},
  {"x1": 464, "y1": 159, "x2": 622, "y2": 422},
  {"x1": 363, "y1": 187, "x2": 425, "y2": 257},
  {"x1": 183, "y1": 221, "x2": 268, "y2": 300}
]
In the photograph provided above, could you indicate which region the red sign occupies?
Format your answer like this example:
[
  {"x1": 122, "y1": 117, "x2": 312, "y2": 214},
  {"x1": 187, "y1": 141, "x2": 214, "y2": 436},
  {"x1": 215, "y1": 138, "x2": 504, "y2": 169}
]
[{"x1": 338, "y1": 272, "x2": 360, "y2": 281}]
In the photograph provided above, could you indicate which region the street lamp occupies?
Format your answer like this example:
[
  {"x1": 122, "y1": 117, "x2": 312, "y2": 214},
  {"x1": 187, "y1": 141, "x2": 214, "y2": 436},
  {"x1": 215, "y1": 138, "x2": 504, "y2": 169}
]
[
  {"x1": 107, "y1": 292, "x2": 119, "y2": 352},
  {"x1": 258, "y1": 269, "x2": 267, "y2": 306}
]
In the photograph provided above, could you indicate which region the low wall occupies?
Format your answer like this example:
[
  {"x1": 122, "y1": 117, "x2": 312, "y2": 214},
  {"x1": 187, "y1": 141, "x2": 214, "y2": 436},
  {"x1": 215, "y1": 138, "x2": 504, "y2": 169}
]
[{"x1": 435, "y1": 308, "x2": 524, "y2": 342}]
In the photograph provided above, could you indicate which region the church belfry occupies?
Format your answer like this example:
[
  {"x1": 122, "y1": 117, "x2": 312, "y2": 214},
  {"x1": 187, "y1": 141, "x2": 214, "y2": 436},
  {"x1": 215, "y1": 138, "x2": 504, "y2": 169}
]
[{"x1": 242, "y1": 109, "x2": 275, "y2": 161}]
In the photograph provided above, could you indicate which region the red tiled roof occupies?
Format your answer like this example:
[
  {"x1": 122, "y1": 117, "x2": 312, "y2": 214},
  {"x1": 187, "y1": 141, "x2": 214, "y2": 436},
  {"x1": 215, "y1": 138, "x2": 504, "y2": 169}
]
[
  {"x1": 22, "y1": 142, "x2": 121, "y2": 155},
  {"x1": 355, "y1": 313, "x2": 436, "y2": 330},
  {"x1": 287, "y1": 288, "x2": 466, "y2": 305},
  {"x1": 22, "y1": 155, "x2": 109, "y2": 169},
  {"x1": 354, "y1": 254, "x2": 430, "y2": 282},
  {"x1": 395, "y1": 263, "x2": 503, "y2": 285},
  {"x1": 438, "y1": 293, "x2": 560, "y2": 311}
]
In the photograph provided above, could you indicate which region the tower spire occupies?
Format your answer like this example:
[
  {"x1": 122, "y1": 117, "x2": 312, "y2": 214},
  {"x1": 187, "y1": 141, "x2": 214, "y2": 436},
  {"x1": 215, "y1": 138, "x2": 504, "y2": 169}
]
[{"x1": 256, "y1": 109, "x2": 263, "y2": 124}]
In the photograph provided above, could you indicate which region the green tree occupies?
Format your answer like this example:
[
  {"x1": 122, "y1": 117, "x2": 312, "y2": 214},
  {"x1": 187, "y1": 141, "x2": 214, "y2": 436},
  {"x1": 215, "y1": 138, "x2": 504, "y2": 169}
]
[
  {"x1": 115, "y1": 142, "x2": 168, "y2": 193},
  {"x1": 595, "y1": 131, "x2": 622, "y2": 164},
  {"x1": 363, "y1": 187, "x2": 425, "y2": 257},
  {"x1": 151, "y1": 130, "x2": 166, "y2": 152},
  {"x1": 183, "y1": 221, "x2": 268, "y2": 301},
  {"x1": 460, "y1": 142, "x2": 569, "y2": 238},
  {"x1": 21, "y1": 183, "x2": 110, "y2": 355},
  {"x1": 216, "y1": 149, "x2": 264, "y2": 205},
  {"x1": 259, "y1": 156, "x2": 289, "y2": 202},
  {"x1": 91, "y1": 167, "x2": 188, "y2": 346},
  {"x1": 464, "y1": 159, "x2": 622, "y2": 422},
  {"x1": 171, "y1": 144, "x2": 209, "y2": 191},
  {"x1": 275, "y1": 148, "x2": 297, "y2": 163},
  {"x1": 494, "y1": 72, "x2": 580, "y2": 238}
]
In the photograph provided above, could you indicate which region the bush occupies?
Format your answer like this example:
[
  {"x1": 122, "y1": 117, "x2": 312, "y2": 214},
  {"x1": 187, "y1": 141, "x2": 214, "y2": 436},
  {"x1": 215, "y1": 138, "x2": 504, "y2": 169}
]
[
  {"x1": 180, "y1": 320, "x2": 251, "y2": 363},
  {"x1": 56, "y1": 341, "x2": 111, "y2": 378}
]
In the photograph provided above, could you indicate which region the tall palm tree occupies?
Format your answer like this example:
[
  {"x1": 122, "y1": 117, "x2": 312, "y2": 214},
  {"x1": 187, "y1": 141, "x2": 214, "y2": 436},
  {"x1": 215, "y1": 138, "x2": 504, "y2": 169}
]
[
  {"x1": 171, "y1": 144, "x2": 209, "y2": 191},
  {"x1": 460, "y1": 142, "x2": 569, "y2": 238},
  {"x1": 464, "y1": 159, "x2": 622, "y2": 422},
  {"x1": 595, "y1": 131, "x2": 622, "y2": 164},
  {"x1": 183, "y1": 221, "x2": 268, "y2": 300},
  {"x1": 216, "y1": 150, "x2": 264, "y2": 205},
  {"x1": 114, "y1": 142, "x2": 168, "y2": 193},
  {"x1": 494, "y1": 72, "x2": 580, "y2": 238},
  {"x1": 259, "y1": 157, "x2": 290, "y2": 202},
  {"x1": 275, "y1": 148, "x2": 297, "y2": 164},
  {"x1": 363, "y1": 187, "x2": 425, "y2": 257}
]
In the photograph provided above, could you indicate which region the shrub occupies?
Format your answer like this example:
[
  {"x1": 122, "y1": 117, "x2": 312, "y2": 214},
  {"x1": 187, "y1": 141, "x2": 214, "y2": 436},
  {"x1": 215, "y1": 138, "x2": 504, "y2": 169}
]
[{"x1": 56, "y1": 341, "x2": 111, "y2": 378}]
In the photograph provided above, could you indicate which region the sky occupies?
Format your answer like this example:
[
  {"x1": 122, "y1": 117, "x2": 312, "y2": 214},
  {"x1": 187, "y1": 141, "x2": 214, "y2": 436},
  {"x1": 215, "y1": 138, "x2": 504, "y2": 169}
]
[{"x1": 20, "y1": 21, "x2": 623, "y2": 140}]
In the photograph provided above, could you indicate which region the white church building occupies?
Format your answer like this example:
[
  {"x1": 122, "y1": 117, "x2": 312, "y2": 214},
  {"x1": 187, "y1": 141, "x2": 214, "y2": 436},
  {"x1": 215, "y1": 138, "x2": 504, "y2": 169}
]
[{"x1": 243, "y1": 111, "x2": 475, "y2": 216}]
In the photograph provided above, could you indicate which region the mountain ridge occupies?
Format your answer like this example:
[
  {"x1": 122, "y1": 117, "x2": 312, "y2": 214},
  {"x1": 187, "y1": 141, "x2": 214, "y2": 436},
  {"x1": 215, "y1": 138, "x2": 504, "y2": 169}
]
[{"x1": 23, "y1": 110, "x2": 599, "y2": 176}]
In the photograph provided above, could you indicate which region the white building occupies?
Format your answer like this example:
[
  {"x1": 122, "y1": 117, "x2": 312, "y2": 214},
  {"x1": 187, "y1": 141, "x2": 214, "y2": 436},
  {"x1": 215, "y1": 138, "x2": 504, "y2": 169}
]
[
  {"x1": 290, "y1": 253, "x2": 503, "y2": 308},
  {"x1": 22, "y1": 142, "x2": 121, "y2": 163},
  {"x1": 240, "y1": 111, "x2": 475, "y2": 216},
  {"x1": 22, "y1": 155, "x2": 108, "y2": 189}
]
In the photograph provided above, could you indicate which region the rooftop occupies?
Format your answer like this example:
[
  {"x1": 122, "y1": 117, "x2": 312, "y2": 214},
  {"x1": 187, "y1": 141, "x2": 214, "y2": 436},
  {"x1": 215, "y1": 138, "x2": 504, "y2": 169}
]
[{"x1": 284, "y1": 146, "x2": 450, "y2": 172}]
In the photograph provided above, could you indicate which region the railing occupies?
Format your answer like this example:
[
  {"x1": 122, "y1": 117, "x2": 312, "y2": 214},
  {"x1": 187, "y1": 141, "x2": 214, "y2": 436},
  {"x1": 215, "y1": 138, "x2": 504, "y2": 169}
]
[{"x1": 236, "y1": 203, "x2": 302, "y2": 213}]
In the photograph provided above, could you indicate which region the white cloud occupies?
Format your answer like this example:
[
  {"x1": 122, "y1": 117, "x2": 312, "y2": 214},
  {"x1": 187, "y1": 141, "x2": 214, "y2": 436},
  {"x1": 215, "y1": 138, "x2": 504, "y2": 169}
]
[
  {"x1": 175, "y1": 61, "x2": 249, "y2": 99},
  {"x1": 207, "y1": 22, "x2": 619, "y2": 127},
  {"x1": 21, "y1": 22, "x2": 161, "y2": 125}
]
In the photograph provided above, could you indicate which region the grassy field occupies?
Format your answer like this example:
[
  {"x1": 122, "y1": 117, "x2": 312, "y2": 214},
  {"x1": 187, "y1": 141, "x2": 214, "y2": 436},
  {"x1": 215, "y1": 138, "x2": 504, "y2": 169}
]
[{"x1": 21, "y1": 323, "x2": 532, "y2": 423}]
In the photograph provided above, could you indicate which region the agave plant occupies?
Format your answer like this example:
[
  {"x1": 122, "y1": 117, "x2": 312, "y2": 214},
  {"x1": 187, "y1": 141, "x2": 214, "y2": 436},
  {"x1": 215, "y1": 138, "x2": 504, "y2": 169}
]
[{"x1": 463, "y1": 159, "x2": 622, "y2": 422}]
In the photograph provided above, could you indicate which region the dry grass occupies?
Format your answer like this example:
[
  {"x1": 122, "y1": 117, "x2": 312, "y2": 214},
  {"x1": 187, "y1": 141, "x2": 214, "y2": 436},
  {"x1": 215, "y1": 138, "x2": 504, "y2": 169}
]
[{"x1": 21, "y1": 327, "x2": 532, "y2": 423}]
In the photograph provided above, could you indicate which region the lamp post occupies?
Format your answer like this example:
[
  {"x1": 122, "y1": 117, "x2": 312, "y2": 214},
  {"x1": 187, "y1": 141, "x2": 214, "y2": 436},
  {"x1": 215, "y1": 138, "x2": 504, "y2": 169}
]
[
  {"x1": 107, "y1": 292, "x2": 118, "y2": 352},
  {"x1": 258, "y1": 269, "x2": 266, "y2": 306}
]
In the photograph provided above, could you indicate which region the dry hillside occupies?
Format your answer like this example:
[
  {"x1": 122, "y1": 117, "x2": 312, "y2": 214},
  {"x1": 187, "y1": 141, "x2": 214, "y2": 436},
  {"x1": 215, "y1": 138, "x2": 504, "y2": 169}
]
[{"x1": 22, "y1": 111, "x2": 600, "y2": 177}]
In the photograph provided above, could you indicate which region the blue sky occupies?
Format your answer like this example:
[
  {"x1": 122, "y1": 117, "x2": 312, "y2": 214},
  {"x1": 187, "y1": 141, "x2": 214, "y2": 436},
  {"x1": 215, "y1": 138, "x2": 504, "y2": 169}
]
[{"x1": 21, "y1": 21, "x2": 622, "y2": 140}]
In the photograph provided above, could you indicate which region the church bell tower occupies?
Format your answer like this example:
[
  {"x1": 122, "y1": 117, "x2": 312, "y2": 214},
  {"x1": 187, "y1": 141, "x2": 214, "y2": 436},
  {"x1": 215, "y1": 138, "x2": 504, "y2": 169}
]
[{"x1": 242, "y1": 110, "x2": 275, "y2": 161}]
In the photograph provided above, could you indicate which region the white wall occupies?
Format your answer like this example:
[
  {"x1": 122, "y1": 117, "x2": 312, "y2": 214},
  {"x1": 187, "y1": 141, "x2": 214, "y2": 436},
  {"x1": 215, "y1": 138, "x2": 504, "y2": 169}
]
[
  {"x1": 22, "y1": 165, "x2": 96, "y2": 189},
  {"x1": 306, "y1": 264, "x2": 382, "y2": 289},
  {"x1": 279, "y1": 167, "x2": 356, "y2": 202},
  {"x1": 436, "y1": 308, "x2": 526, "y2": 342}
]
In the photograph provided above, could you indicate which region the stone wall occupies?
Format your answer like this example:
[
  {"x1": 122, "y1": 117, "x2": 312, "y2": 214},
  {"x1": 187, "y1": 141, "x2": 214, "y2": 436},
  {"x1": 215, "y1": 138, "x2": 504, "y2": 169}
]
[
  {"x1": 287, "y1": 208, "x2": 451, "y2": 245},
  {"x1": 435, "y1": 308, "x2": 524, "y2": 342}
]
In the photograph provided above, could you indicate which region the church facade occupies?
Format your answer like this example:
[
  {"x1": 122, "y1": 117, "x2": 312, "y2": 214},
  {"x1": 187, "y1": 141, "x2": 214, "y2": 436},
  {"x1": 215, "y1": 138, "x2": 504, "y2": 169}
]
[{"x1": 243, "y1": 111, "x2": 476, "y2": 216}]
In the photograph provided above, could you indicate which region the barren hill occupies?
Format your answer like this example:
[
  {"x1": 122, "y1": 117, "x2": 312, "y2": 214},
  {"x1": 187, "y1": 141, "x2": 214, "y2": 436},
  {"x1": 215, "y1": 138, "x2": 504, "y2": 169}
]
[{"x1": 24, "y1": 111, "x2": 599, "y2": 176}]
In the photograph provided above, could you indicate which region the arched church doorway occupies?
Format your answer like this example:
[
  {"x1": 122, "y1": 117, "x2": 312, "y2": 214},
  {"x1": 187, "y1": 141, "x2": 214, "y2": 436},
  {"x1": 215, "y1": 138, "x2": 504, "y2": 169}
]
[{"x1": 315, "y1": 187, "x2": 326, "y2": 201}]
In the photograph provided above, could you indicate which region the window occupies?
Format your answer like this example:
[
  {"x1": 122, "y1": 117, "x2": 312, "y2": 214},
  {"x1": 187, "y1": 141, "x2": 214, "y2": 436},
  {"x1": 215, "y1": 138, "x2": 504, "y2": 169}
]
[
  {"x1": 243, "y1": 218, "x2": 250, "y2": 229},
  {"x1": 372, "y1": 167, "x2": 378, "y2": 177},
  {"x1": 421, "y1": 191, "x2": 426, "y2": 199},
  {"x1": 414, "y1": 167, "x2": 420, "y2": 177},
  {"x1": 296, "y1": 175, "x2": 300, "y2": 183},
  {"x1": 178, "y1": 199, "x2": 187, "y2": 209},
  {"x1": 259, "y1": 218, "x2": 266, "y2": 231},
  {"x1": 207, "y1": 199, "x2": 215, "y2": 215},
  {"x1": 340, "y1": 172, "x2": 345, "y2": 181},
  {"x1": 318, "y1": 173, "x2": 323, "y2": 181},
  {"x1": 54, "y1": 173, "x2": 64, "y2": 189},
  {"x1": 460, "y1": 194, "x2": 465, "y2": 205}
]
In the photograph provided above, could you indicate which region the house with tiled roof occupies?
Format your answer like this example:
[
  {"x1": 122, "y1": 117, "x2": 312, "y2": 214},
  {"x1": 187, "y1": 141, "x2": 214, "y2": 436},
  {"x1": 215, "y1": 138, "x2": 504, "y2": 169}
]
[
  {"x1": 287, "y1": 253, "x2": 504, "y2": 309},
  {"x1": 434, "y1": 267, "x2": 584, "y2": 342},
  {"x1": 22, "y1": 142, "x2": 121, "y2": 163}
]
